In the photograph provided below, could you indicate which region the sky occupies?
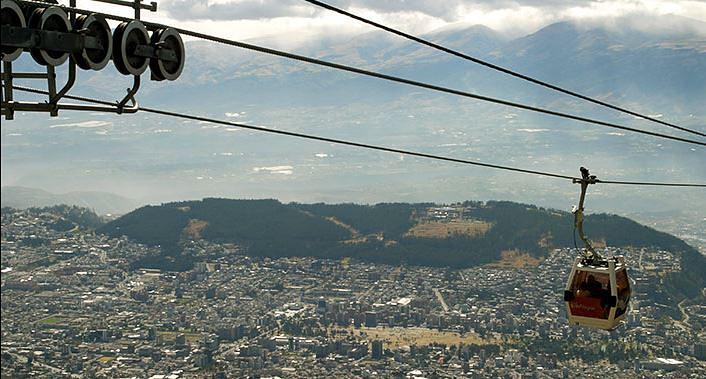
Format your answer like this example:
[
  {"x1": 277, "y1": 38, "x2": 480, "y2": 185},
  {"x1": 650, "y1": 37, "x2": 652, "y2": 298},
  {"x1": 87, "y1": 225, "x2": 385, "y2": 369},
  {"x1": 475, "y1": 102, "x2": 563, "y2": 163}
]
[
  {"x1": 3, "y1": 0, "x2": 705, "y2": 217},
  {"x1": 76, "y1": 0, "x2": 706, "y2": 45}
]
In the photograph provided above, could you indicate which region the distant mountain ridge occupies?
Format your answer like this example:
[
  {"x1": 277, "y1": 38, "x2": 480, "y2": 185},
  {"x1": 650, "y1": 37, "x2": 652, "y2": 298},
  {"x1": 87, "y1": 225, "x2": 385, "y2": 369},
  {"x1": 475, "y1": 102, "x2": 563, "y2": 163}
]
[
  {"x1": 3, "y1": 16, "x2": 704, "y2": 228},
  {"x1": 1, "y1": 186, "x2": 138, "y2": 215},
  {"x1": 10, "y1": 18, "x2": 704, "y2": 110}
]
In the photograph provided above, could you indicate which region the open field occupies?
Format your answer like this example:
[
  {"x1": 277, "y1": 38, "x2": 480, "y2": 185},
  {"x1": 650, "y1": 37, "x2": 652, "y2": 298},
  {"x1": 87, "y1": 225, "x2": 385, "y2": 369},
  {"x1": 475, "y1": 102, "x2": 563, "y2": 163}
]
[
  {"x1": 97, "y1": 356, "x2": 115, "y2": 364},
  {"x1": 37, "y1": 314, "x2": 72, "y2": 325},
  {"x1": 486, "y1": 250, "x2": 543, "y2": 269},
  {"x1": 326, "y1": 217, "x2": 361, "y2": 238},
  {"x1": 405, "y1": 220, "x2": 491, "y2": 239},
  {"x1": 183, "y1": 219, "x2": 209, "y2": 239},
  {"x1": 330, "y1": 326, "x2": 500, "y2": 349}
]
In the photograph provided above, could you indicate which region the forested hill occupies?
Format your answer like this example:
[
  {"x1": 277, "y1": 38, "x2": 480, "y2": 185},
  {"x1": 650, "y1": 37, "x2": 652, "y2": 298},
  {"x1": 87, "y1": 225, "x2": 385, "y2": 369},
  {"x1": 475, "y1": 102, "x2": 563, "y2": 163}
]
[
  {"x1": 97, "y1": 198, "x2": 705, "y2": 298},
  {"x1": 98, "y1": 198, "x2": 693, "y2": 262}
]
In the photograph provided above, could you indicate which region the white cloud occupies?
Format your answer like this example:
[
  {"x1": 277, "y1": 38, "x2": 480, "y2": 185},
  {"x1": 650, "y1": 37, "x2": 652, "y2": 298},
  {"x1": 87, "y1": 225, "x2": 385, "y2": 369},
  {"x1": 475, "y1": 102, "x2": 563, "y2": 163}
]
[
  {"x1": 148, "y1": 0, "x2": 706, "y2": 42},
  {"x1": 161, "y1": 0, "x2": 316, "y2": 20},
  {"x1": 516, "y1": 128, "x2": 549, "y2": 133},
  {"x1": 50, "y1": 120, "x2": 112, "y2": 128},
  {"x1": 253, "y1": 165, "x2": 294, "y2": 175}
]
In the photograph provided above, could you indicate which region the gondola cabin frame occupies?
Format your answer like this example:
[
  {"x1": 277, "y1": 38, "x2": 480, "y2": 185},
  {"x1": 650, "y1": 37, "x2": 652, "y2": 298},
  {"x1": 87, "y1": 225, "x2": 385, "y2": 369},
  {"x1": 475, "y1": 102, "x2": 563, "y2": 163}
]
[{"x1": 564, "y1": 256, "x2": 630, "y2": 330}]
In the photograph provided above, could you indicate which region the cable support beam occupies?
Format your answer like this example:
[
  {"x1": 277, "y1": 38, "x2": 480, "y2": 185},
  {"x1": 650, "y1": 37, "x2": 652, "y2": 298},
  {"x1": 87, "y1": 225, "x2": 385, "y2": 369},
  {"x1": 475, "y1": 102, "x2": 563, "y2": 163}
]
[
  {"x1": 12, "y1": 1, "x2": 706, "y2": 147},
  {"x1": 301, "y1": 0, "x2": 705, "y2": 138},
  {"x1": 11, "y1": 85, "x2": 706, "y2": 188}
]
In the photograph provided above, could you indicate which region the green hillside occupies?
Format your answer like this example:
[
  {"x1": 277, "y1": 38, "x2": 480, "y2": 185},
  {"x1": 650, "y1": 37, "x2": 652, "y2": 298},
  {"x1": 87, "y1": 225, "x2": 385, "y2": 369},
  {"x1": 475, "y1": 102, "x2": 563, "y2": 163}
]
[
  {"x1": 97, "y1": 198, "x2": 706, "y2": 300},
  {"x1": 99, "y1": 198, "x2": 701, "y2": 266}
]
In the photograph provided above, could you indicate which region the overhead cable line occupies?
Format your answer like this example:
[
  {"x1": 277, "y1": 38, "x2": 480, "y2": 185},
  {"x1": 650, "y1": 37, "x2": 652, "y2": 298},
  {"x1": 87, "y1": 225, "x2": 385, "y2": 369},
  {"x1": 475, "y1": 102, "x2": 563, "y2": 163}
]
[
  {"x1": 168, "y1": 30, "x2": 706, "y2": 148},
  {"x1": 12, "y1": 85, "x2": 706, "y2": 188},
  {"x1": 15, "y1": 1, "x2": 706, "y2": 147},
  {"x1": 301, "y1": 0, "x2": 706, "y2": 139},
  {"x1": 595, "y1": 180, "x2": 706, "y2": 187}
]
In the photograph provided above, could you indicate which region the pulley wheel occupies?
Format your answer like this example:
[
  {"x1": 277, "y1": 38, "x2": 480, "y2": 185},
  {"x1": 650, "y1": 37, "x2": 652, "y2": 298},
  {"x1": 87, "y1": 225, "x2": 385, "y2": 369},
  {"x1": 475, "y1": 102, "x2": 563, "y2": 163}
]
[
  {"x1": 1, "y1": 0, "x2": 26, "y2": 62},
  {"x1": 149, "y1": 27, "x2": 185, "y2": 81},
  {"x1": 73, "y1": 14, "x2": 112, "y2": 70},
  {"x1": 28, "y1": 6, "x2": 71, "y2": 66},
  {"x1": 112, "y1": 20, "x2": 149, "y2": 76}
]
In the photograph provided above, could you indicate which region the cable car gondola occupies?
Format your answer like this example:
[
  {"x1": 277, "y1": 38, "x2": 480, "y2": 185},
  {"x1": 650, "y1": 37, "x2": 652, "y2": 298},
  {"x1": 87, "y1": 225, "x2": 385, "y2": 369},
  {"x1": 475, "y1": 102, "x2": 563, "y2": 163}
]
[{"x1": 563, "y1": 167, "x2": 631, "y2": 330}]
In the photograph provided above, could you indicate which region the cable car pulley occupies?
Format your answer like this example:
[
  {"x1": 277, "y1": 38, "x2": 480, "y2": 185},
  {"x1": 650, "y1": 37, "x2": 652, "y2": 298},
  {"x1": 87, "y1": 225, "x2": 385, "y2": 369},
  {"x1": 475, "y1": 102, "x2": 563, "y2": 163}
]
[
  {"x1": 1, "y1": 0, "x2": 26, "y2": 62},
  {"x1": 1, "y1": 0, "x2": 186, "y2": 119},
  {"x1": 28, "y1": 5, "x2": 72, "y2": 66},
  {"x1": 112, "y1": 19, "x2": 150, "y2": 76},
  {"x1": 73, "y1": 13, "x2": 112, "y2": 70},
  {"x1": 149, "y1": 27, "x2": 184, "y2": 81}
]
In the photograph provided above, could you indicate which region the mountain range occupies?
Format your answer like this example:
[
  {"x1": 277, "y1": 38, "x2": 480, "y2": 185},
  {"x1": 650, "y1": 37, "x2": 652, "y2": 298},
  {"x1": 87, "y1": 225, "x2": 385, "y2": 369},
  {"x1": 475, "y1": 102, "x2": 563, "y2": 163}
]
[
  {"x1": 2, "y1": 18, "x2": 705, "y2": 216},
  {"x1": 0, "y1": 186, "x2": 138, "y2": 215}
]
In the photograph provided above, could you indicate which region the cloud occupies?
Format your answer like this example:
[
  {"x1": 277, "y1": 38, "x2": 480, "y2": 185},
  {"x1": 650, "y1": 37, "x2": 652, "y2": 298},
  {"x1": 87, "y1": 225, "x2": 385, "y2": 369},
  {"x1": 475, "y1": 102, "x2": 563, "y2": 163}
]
[
  {"x1": 156, "y1": 0, "x2": 706, "y2": 41},
  {"x1": 253, "y1": 165, "x2": 294, "y2": 175},
  {"x1": 160, "y1": 0, "x2": 318, "y2": 20},
  {"x1": 161, "y1": 0, "x2": 706, "y2": 22},
  {"x1": 516, "y1": 128, "x2": 549, "y2": 133},
  {"x1": 50, "y1": 120, "x2": 112, "y2": 128}
]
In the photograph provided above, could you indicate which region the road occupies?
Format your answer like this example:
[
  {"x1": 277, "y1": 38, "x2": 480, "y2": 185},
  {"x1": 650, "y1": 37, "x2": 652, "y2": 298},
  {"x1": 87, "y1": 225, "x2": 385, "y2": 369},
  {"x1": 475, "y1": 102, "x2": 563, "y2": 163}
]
[
  {"x1": 433, "y1": 288, "x2": 449, "y2": 313},
  {"x1": 358, "y1": 282, "x2": 377, "y2": 302},
  {"x1": 677, "y1": 299, "x2": 691, "y2": 326}
]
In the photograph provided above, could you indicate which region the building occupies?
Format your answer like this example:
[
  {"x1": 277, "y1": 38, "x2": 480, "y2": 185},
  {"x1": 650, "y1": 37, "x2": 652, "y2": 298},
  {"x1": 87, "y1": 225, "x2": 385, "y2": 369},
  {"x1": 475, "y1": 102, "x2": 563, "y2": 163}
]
[
  {"x1": 365, "y1": 312, "x2": 377, "y2": 327},
  {"x1": 371, "y1": 340, "x2": 383, "y2": 360}
]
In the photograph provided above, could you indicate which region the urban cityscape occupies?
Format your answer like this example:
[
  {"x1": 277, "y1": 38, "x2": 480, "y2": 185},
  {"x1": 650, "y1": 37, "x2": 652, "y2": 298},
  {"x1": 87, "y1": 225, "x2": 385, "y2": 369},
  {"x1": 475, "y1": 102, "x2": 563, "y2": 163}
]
[
  {"x1": 1, "y1": 206, "x2": 705, "y2": 378},
  {"x1": 2, "y1": 0, "x2": 705, "y2": 378}
]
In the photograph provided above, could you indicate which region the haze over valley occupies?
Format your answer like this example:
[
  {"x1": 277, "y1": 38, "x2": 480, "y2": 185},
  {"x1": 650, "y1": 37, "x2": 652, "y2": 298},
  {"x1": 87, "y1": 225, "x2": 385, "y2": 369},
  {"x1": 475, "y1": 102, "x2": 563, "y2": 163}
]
[{"x1": 2, "y1": 18, "x2": 705, "y2": 218}]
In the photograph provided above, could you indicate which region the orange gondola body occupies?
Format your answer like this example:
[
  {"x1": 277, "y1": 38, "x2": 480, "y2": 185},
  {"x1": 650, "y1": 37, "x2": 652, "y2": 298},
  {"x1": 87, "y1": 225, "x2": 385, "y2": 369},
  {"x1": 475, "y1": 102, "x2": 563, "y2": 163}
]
[{"x1": 564, "y1": 256, "x2": 631, "y2": 330}]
